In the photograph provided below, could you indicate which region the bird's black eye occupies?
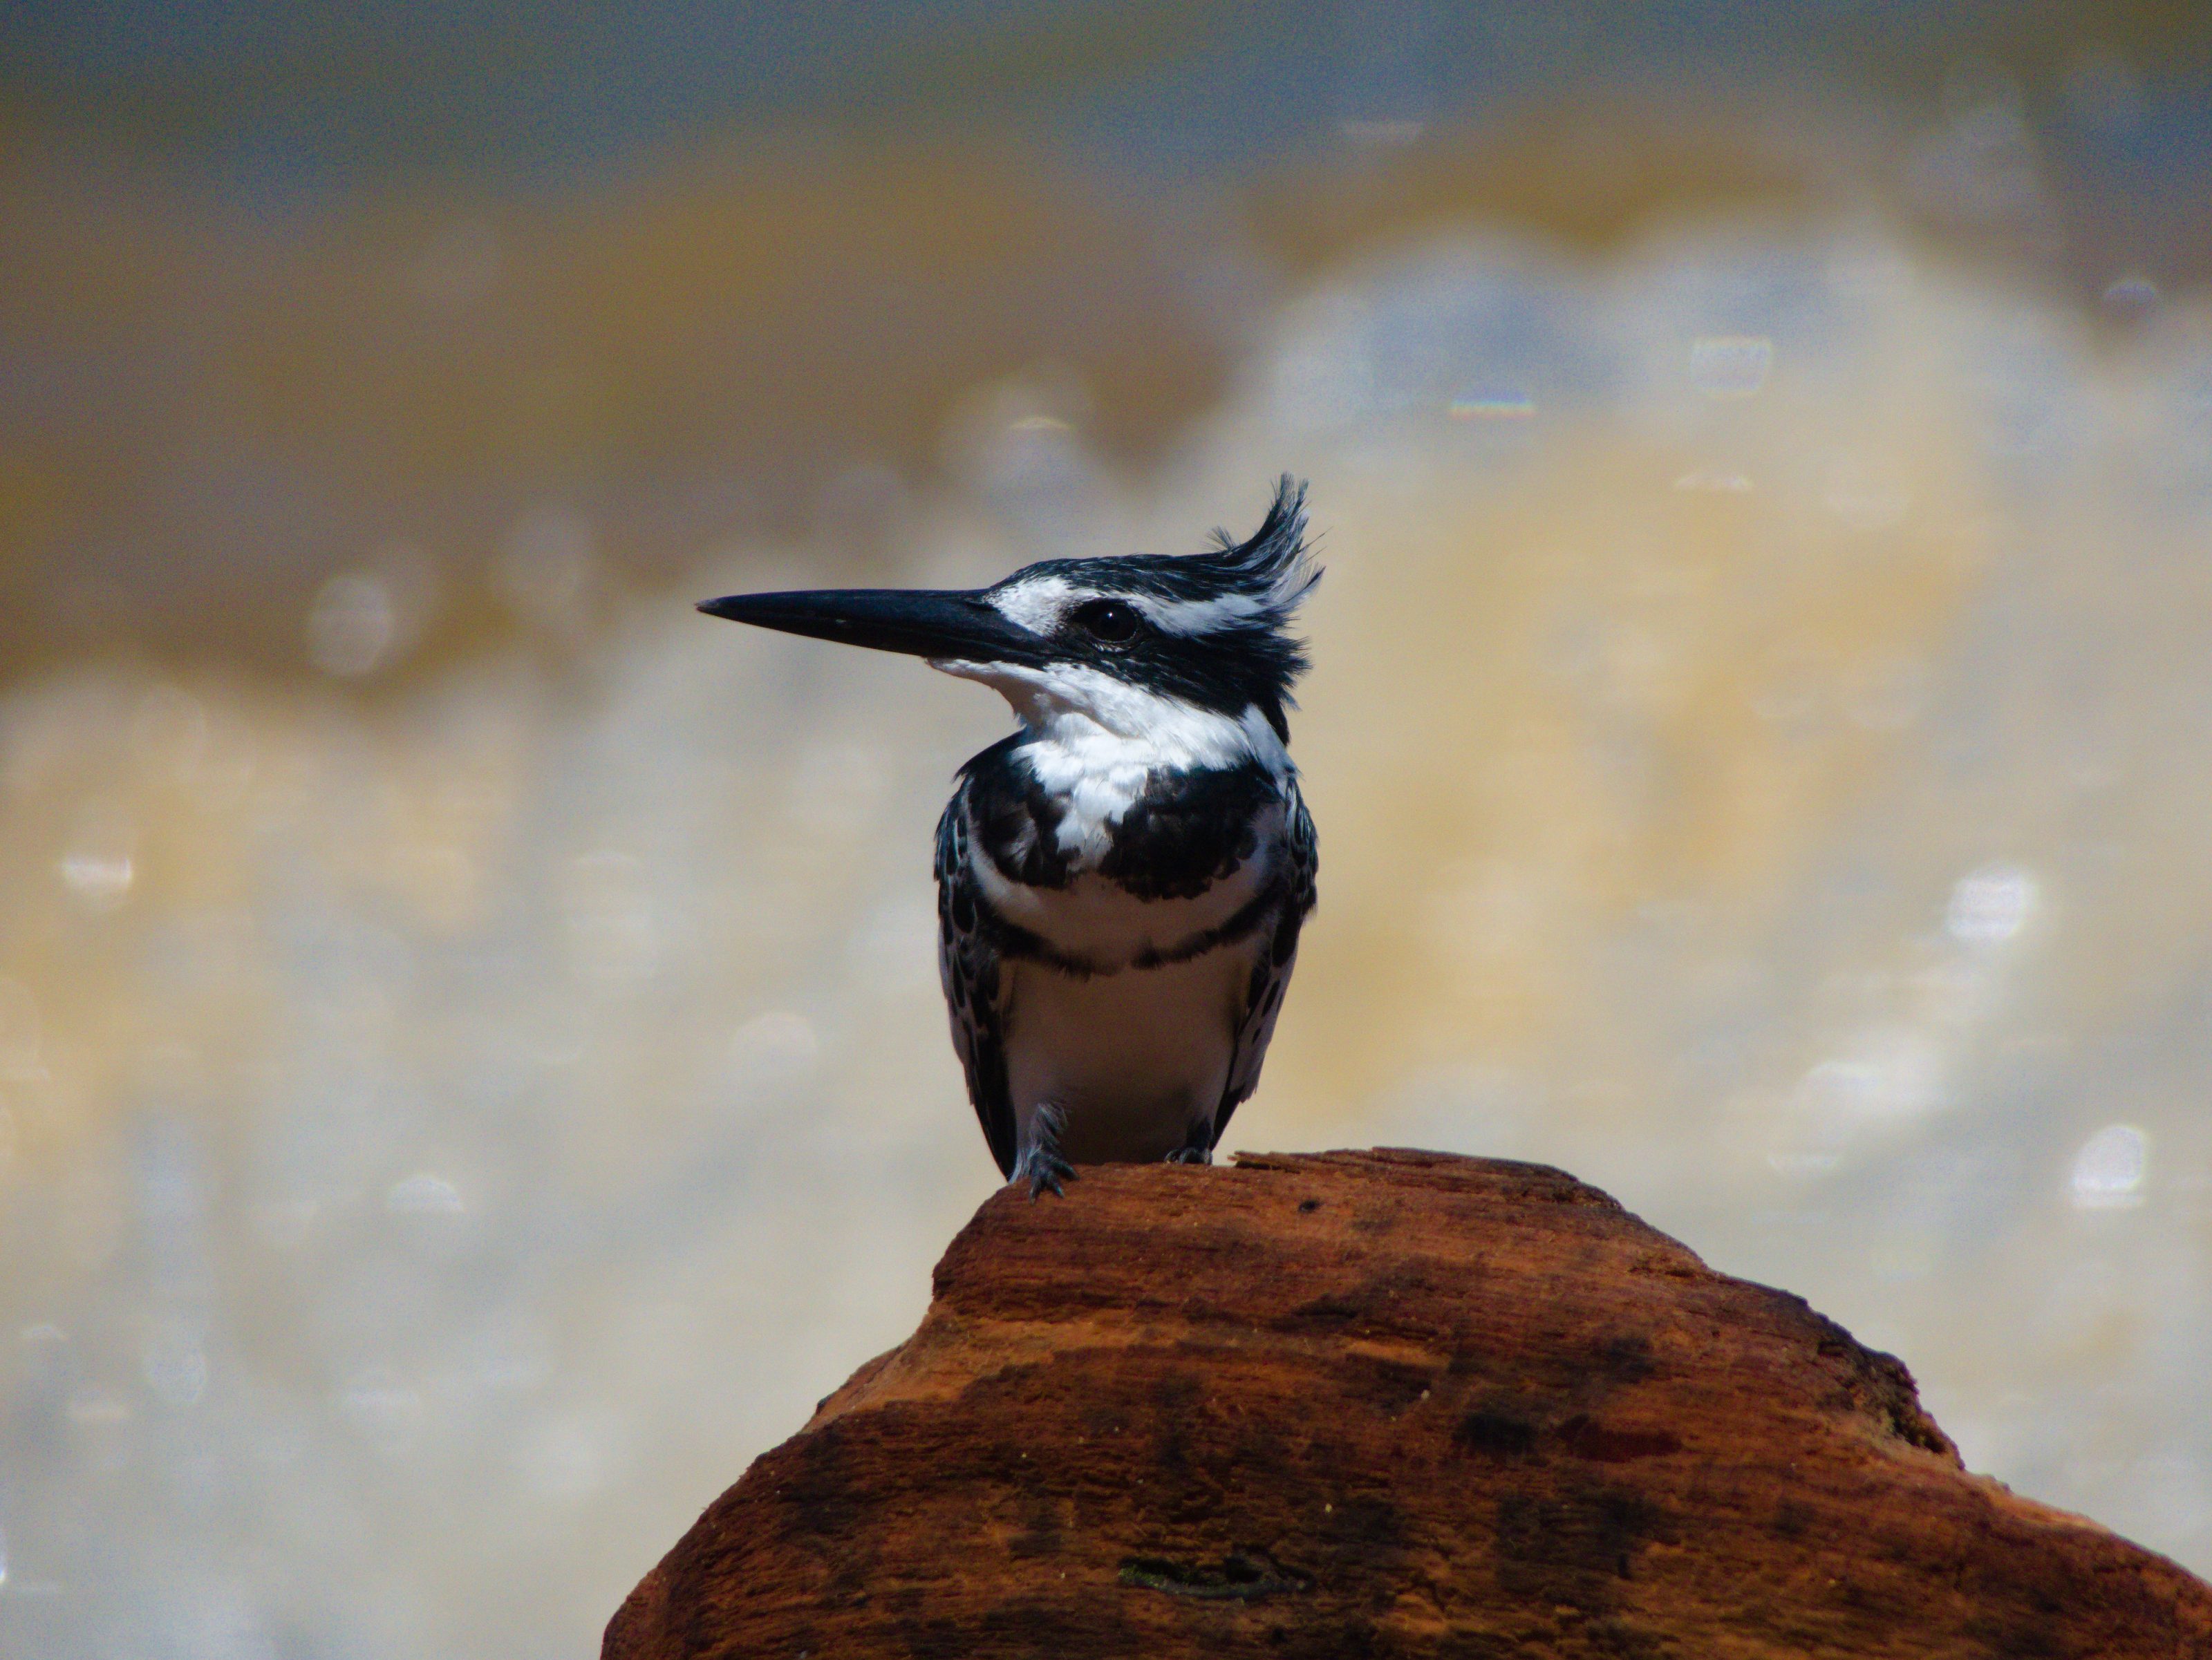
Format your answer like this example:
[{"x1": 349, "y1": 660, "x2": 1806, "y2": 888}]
[{"x1": 1071, "y1": 598, "x2": 1141, "y2": 645}]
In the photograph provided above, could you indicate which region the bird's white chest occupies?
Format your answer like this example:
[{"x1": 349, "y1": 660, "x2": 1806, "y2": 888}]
[{"x1": 1001, "y1": 940, "x2": 1254, "y2": 1163}]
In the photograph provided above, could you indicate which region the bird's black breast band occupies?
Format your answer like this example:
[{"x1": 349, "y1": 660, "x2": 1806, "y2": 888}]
[{"x1": 977, "y1": 877, "x2": 1285, "y2": 980}]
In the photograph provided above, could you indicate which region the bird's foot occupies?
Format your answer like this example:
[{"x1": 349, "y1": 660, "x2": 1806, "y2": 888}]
[
  {"x1": 1164, "y1": 1144, "x2": 1212, "y2": 1166},
  {"x1": 1017, "y1": 1147, "x2": 1076, "y2": 1200},
  {"x1": 1013, "y1": 1104, "x2": 1076, "y2": 1200}
]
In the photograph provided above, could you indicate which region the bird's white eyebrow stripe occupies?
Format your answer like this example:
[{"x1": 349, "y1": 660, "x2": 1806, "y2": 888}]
[
  {"x1": 988, "y1": 575, "x2": 1078, "y2": 634},
  {"x1": 1131, "y1": 593, "x2": 1273, "y2": 636},
  {"x1": 993, "y1": 567, "x2": 1311, "y2": 639}
]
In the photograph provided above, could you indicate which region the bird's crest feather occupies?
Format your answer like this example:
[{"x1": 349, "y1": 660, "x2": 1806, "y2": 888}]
[{"x1": 1201, "y1": 475, "x2": 1321, "y2": 619}]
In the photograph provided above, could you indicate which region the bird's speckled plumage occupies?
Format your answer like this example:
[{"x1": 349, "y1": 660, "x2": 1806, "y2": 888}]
[
  {"x1": 933, "y1": 480, "x2": 1320, "y2": 1185},
  {"x1": 702, "y1": 476, "x2": 1321, "y2": 1192}
]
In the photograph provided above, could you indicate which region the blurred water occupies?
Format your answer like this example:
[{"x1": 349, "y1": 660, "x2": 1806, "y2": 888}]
[{"x1": 5, "y1": 214, "x2": 2212, "y2": 1653}]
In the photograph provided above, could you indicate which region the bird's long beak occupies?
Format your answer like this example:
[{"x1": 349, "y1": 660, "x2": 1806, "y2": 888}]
[{"x1": 697, "y1": 588, "x2": 1045, "y2": 666}]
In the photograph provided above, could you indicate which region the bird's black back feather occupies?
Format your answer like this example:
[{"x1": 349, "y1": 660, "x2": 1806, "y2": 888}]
[{"x1": 934, "y1": 784, "x2": 1017, "y2": 1176}]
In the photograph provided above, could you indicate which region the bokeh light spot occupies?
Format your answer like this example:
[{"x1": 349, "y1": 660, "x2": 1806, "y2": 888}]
[
  {"x1": 386, "y1": 1173, "x2": 467, "y2": 1217},
  {"x1": 2070, "y1": 1125, "x2": 2148, "y2": 1210},
  {"x1": 2101, "y1": 274, "x2": 2159, "y2": 312},
  {"x1": 1447, "y1": 386, "x2": 1535, "y2": 420},
  {"x1": 307, "y1": 572, "x2": 400, "y2": 678},
  {"x1": 1946, "y1": 864, "x2": 2038, "y2": 946}
]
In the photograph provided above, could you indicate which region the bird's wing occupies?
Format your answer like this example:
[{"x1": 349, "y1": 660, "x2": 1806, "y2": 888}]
[
  {"x1": 1211, "y1": 775, "x2": 1318, "y2": 1149},
  {"x1": 935, "y1": 782, "x2": 1018, "y2": 1178}
]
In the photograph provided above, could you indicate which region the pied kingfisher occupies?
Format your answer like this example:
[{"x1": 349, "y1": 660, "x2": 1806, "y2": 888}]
[{"x1": 700, "y1": 478, "x2": 1320, "y2": 1196}]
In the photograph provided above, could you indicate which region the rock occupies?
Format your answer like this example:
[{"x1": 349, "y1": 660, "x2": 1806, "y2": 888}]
[{"x1": 603, "y1": 1150, "x2": 2212, "y2": 1658}]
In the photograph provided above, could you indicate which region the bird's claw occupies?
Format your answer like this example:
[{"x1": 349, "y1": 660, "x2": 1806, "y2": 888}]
[
  {"x1": 1023, "y1": 1151, "x2": 1076, "y2": 1200},
  {"x1": 1015, "y1": 1104, "x2": 1075, "y2": 1200},
  {"x1": 1164, "y1": 1144, "x2": 1212, "y2": 1166}
]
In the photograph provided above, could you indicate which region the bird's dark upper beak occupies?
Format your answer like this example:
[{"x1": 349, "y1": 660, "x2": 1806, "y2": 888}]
[{"x1": 696, "y1": 587, "x2": 1045, "y2": 665}]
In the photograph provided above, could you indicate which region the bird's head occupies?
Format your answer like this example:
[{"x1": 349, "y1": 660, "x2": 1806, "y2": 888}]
[{"x1": 701, "y1": 478, "x2": 1320, "y2": 751}]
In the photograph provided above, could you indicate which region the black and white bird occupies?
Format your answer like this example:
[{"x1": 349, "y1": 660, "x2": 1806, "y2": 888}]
[{"x1": 700, "y1": 477, "x2": 1320, "y2": 1196}]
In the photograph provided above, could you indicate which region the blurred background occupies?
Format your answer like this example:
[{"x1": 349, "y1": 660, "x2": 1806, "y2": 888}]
[{"x1": 5, "y1": 2, "x2": 2212, "y2": 1652}]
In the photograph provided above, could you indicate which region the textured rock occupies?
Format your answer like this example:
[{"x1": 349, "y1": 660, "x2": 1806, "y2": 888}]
[{"x1": 604, "y1": 1150, "x2": 2212, "y2": 1658}]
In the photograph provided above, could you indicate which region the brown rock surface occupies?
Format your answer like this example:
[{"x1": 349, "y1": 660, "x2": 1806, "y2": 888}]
[{"x1": 604, "y1": 1150, "x2": 2212, "y2": 1658}]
